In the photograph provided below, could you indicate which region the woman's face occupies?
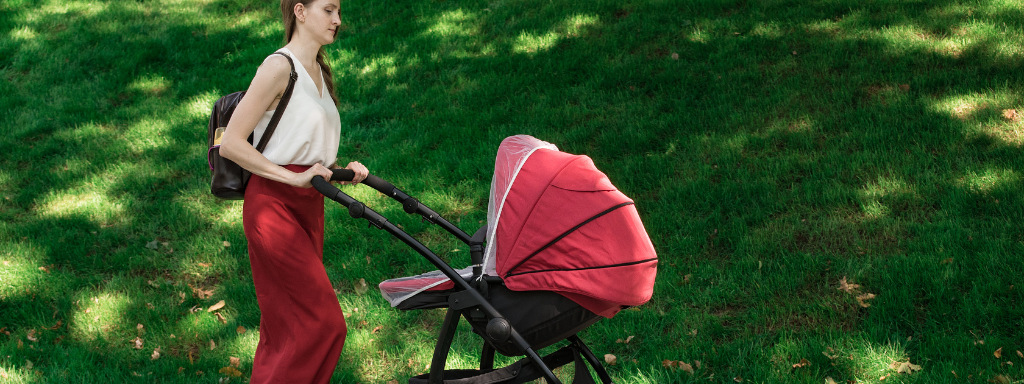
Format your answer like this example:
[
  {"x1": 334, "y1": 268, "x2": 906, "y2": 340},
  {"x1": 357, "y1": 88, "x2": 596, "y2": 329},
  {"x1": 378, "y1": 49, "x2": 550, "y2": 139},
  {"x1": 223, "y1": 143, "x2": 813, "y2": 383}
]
[{"x1": 299, "y1": 0, "x2": 341, "y2": 45}]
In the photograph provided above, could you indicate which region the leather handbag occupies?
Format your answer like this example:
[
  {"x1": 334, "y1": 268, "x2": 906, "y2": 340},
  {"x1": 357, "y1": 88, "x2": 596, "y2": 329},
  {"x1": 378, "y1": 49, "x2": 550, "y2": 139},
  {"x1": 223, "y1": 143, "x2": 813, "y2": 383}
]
[{"x1": 207, "y1": 52, "x2": 298, "y2": 199}]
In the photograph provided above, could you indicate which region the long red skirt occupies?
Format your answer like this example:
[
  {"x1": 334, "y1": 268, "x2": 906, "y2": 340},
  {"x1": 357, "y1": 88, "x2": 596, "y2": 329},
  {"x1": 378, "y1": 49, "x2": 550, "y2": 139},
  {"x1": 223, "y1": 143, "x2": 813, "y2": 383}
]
[{"x1": 243, "y1": 164, "x2": 347, "y2": 384}]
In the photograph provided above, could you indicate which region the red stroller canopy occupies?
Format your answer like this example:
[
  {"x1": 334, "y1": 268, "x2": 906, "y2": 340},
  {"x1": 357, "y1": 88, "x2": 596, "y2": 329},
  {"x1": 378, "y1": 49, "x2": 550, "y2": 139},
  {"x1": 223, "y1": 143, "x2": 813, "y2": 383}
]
[
  {"x1": 489, "y1": 136, "x2": 657, "y2": 317},
  {"x1": 380, "y1": 136, "x2": 657, "y2": 318}
]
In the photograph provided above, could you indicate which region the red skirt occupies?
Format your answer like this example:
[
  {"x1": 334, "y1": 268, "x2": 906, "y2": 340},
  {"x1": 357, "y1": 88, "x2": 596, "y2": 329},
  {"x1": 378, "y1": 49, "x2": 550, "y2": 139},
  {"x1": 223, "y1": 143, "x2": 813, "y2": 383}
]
[{"x1": 243, "y1": 164, "x2": 347, "y2": 384}]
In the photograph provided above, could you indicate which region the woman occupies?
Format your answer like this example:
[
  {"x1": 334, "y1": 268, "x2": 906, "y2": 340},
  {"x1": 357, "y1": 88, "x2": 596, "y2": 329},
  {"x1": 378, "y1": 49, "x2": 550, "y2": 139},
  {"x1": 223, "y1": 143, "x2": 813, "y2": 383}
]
[{"x1": 219, "y1": 0, "x2": 366, "y2": 382}]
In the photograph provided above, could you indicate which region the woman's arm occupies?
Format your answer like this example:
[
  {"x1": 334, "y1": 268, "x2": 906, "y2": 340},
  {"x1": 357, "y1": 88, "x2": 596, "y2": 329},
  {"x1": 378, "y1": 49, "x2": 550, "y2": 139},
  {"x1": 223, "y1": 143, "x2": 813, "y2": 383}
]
[{"x1": 219, "y1": 55, "x2": 333, "y2": 188}]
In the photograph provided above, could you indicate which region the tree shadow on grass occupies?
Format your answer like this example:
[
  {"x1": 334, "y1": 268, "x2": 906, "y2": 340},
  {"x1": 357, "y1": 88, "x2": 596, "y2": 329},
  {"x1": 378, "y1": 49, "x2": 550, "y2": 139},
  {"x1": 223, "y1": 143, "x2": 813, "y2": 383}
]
[{"x1": 1, "y1": 0, "x2": 1023, "y2": 382}]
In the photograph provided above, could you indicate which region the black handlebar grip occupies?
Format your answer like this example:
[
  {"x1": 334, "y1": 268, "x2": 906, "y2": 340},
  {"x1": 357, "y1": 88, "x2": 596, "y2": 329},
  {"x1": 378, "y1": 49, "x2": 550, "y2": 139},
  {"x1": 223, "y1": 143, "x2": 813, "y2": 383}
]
[
  {"x1": 330, "y1": 168, "x2": 355, "y2": 182},
  {"x1": 361, "y1": 175, "x2": 396, "y2": 195},
  {"x1": 311, "y1": 175, "x2": 340, "y2": 201}
]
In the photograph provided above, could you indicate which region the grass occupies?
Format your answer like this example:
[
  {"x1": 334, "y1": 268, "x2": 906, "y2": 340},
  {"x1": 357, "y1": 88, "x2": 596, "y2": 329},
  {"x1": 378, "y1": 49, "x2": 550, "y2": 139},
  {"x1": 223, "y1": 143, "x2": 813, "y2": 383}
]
[{"x1": 1, "y1": 0, "x2": 1024, "y2": 382}]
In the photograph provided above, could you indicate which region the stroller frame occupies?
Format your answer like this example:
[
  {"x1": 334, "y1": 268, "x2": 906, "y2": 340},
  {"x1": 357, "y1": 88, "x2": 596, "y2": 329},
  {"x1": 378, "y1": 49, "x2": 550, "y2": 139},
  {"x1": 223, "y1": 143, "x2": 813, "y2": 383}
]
[{"x1": 313, "y1": 170, "x2": 614, "y2": 384}]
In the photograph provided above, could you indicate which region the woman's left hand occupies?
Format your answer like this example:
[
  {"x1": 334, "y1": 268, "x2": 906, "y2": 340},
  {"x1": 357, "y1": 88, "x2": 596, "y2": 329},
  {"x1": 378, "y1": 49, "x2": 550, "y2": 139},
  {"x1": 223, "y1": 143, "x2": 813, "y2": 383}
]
[{"x1": 341, "y1": 161, "x2": 369, "y2": 185}]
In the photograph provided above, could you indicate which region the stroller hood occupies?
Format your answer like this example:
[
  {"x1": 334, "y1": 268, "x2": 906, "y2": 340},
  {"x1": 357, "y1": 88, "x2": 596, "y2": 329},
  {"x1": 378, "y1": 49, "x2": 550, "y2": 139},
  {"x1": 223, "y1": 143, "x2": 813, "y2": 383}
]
[
  {"x1": 484, "y1": 135, "x2": 658, "y2": 317},
  {"x1": 379, "y1": 135, "x2": 657, "y2": 318}
]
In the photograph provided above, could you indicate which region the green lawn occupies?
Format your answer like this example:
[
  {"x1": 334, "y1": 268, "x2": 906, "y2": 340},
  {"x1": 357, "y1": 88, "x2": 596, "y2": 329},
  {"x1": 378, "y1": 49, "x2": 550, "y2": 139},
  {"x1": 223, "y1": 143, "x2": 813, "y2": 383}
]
[{"x1": 1, "y1": 0, "x2": 1023, "y2": 382}]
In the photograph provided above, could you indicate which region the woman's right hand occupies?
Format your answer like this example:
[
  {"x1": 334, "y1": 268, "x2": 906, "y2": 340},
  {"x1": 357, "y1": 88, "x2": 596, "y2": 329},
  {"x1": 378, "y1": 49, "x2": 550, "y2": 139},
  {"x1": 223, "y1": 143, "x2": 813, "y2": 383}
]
[{"x1": 291, "y1": 163, "x2": 334, "y2": 188}]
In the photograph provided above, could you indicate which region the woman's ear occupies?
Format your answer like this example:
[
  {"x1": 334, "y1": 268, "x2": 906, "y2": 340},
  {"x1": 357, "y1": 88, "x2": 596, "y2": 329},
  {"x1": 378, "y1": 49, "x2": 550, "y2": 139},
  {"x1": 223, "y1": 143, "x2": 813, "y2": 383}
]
[{"x1": 293, "y1": 2, "x2": 306, "y2": 22}]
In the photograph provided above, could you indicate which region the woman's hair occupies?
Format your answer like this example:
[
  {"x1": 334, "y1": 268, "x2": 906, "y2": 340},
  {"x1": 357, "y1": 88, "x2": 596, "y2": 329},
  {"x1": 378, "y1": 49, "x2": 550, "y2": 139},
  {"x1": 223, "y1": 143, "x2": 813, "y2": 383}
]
[{"x1": 281, "y1": 0, "x2": 339, "y2": 106}]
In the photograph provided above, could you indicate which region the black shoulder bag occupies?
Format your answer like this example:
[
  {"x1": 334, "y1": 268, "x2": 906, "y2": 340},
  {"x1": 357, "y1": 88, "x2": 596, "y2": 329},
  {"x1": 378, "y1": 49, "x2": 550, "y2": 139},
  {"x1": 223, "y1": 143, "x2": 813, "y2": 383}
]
[{"x1": 207, "y1": 52, "x2": 298, "y2": 200}]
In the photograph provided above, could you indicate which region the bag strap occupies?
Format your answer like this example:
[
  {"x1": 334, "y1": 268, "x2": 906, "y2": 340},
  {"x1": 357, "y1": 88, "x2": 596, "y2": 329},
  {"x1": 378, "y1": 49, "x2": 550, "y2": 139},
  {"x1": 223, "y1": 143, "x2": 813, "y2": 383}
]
[{"x1": 253, "y1": 51, "x2": 298, "y2": 153}]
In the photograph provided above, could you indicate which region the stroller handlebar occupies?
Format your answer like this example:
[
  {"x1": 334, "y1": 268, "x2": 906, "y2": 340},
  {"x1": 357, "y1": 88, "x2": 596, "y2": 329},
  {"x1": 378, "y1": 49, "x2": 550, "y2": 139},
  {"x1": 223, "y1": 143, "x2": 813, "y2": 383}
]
[{"x1": 319, "y1": 169, "x2": 472, "y2": 244}]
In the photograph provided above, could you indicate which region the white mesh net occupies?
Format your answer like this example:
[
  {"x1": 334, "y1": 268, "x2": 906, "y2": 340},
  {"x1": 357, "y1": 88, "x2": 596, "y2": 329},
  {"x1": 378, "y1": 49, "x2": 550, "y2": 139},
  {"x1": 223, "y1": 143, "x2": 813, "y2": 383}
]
[{"x1": 378, "y1": 135, "x2": 557, "y2": 307}]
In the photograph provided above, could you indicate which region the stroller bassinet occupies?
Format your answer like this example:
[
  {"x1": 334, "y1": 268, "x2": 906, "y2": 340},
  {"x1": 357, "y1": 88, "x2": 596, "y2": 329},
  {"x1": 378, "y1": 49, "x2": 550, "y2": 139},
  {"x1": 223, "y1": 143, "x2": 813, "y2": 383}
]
[{"x1": 313, "y1": 135, "x2": 657, "y2": 384}]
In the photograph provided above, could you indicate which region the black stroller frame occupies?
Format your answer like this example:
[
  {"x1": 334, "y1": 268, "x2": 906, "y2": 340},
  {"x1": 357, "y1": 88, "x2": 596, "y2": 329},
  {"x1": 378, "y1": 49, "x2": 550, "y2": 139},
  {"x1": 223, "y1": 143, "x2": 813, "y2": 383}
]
[{"x1": 313, "y1": 170, "x2": 614, "y2": 384}]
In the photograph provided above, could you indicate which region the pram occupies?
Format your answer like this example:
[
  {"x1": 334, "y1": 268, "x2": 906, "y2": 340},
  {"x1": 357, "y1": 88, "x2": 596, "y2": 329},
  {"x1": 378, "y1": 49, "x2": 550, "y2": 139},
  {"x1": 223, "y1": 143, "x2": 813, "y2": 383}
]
[{"x1": 313, "y1": 135, "x2": 658, "y2": 384}]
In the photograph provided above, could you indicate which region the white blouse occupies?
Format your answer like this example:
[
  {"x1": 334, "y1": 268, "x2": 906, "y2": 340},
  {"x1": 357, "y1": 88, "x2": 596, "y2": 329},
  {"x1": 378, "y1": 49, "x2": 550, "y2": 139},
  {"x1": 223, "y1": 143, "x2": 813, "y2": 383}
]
[{"x1": 251, "y1": 48, "x2": 341, "y2": 167}]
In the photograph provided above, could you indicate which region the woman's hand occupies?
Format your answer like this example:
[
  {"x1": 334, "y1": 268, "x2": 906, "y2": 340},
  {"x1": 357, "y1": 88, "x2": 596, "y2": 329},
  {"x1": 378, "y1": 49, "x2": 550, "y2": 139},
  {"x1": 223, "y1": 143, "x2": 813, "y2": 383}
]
[
  {"x1": 291, "y1": 163, "x2": 334, "y2": 188},
  {"x1": 341, "y1": 161, "x2": 369, "y2": 185}
]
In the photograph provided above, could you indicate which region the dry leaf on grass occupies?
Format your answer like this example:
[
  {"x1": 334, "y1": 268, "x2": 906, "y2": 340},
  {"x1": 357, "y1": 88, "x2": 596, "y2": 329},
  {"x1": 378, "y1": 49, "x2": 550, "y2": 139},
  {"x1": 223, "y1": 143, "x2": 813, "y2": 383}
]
[
  {"x1": 207, "y1": 300, "x2": 226, "y2": 312},
  {"x1": 616, "y1": 336, "x2": 634, "y2": 344},
  {"x1": 133, "y1": 337, "x2": 144, "y2": 349},
  {"x1": 223, "y1": 241, "x2": 231, "y2": 247},
  {"x1": 825, "y1": 377, "x2": 837, "y2": 384},
  {"x1": 995, "y1": 347, "x2": 1003, "y2": 359},
  {"x1": 354, "y1": 279, "x2": 369, "y2": 295},
  {"x1": 210, "y1": 340, "x2": 216, "y2": 350},
  {"x1": 219, "y1": 367, "x2": 242, "y2": 377},
  {"x1": 26, "y1": 330, "x2": 37, "y2": 342},
  {"x1": 216, "y1": 313, "x2": 227, "y2": 324},
  {"x1": 372, "y1": 326, "x2": 384, "y2": 334},
  {"x1": 1018, "y1": 350, "x2": 1023, "y2": 358},
  {"x1": 856, "y1": 293, "x2": 877, "y2": 307},
  {"x1": 229, "y1": 357, "x2": 240, "y2": 368},
  {"x1": 792, "y1": 358, "x2": 810, "y2": 368},
  {"x1": 151, "y1": 347, "x2": 161, "y2": 360},
  {"x1": 604, "y1": 354, "x2": 617, "y2": 365},
  {"x1": 236, "y1": 326, "x2": 246, "y2": 335},
  {"x1": 1003, "y1": 109, "x2": 1020, "y2": 122},
  {"x1": 992, "y1": 375, "x2": 1011, "y2": 384},
  {"x1": 889, "y1": 361, "x2": 922, "y2": 374}
]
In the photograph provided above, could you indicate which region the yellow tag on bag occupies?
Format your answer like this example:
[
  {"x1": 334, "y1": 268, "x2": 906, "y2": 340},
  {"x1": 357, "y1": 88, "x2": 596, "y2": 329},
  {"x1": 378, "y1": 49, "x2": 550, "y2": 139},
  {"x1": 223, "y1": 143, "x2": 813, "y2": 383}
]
[{"x1": 213, "y1": 127, "x2": 226, "y2": 146}]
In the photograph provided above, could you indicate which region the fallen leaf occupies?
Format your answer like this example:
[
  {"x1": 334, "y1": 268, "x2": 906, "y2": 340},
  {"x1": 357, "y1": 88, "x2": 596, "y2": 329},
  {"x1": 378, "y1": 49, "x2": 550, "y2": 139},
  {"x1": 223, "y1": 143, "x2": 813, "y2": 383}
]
[
  {"x1": 952, "y1": 370, "x2": 958, "y2": 378},
  {"x1": 992, "y1": 375, "x2": 1011, "y2": 384},
  {"x1": 694, "y1": 360, "x2": 701, "y2": 369},
  {"x1": 604, "y1": 354, "x2": 617, "y2": 365},
  {"x1": 387, "y1": 381, "x2": 399, "y2": 384},
  {"x1": 734, "y1": 376, "x2": 743, "y2": 382},
  {"x1": 838, "y1": 277, "x2": 860, "y2": 293},
  {"x1": 825, "y1": 377, "x2": 837, "y2": 384},
  {"x1": 680, "y1": 361, "x2": 694, "y2": 374},
  {"x1": 198, "y1": 263, "x2": 212, "y2": 267},
  {"x1": 222, "y1": 241, "x2": 231, "y2": 247},
  {"x1": 856, "y1": 293, "x2": 877, "y2": 307},
  {"x1": 151, "y1": 347, "x2": 161, "y2": 360},
  {"x1": 38, "y1": 266, "x2": 49, "y2": 273},
  {"x1": 216, "y1": 313, "x2": 227, "y2": 324},
  {"x1": 207, "y1": 300, "x2": 226, "y2": 312},
  {"x1": 236, "y1": 326, "x2": 246, "y2": 335},
  {"x1": 219, "y1": 367, "x2": 242, "y2": 377},
  {"x1": 372, "y1": 326, "x2": 383, "y2": 334},
  {"x1": 1018, "y1": 350, "x2": 1023, "y2": 358},
  {"x1": 894, "y1": 361, "x2": 922, "y2": 374},
  {"x1": 1003, "y1": 109, "x2": 1020, "y2": 122},
  {"x1": 671, "y1": 53, "x2": 679, "y2": 60},
  {"x1": 210, "y1": 340, "x2": 216, "y2": 350},
  {"x1": 662, "y1": 359, "x2": 674, "y2": 368},
  {"x1": 616, "y1": 335, "x2": 635, "y2": 344},
  {"x1": 995, "y1": 347, "x2": 1003, "y2": 358},
  {"x1": 229, "y1": 357, "x2": 240, "y2": 368},
  {"x1": 146, "y1": 303, "x2": 155, "y2": 309},
  {"x1": 793, "y1": 358, "x2": 810, "y2": 368},
  {"x1": 146, "y1": 240, "x2": 159, "y2": 250},
  {"x1": 133, "y1": 337, "x2": 144, "y2": 349},
  {"x1": 26, "y1": 330, "x2": 37, "y2": 342},
  {"x1": 941, "y1": 258, "x2": 954, "y2": 264},
  {"x1": 137, "y1": 323, "x2": 145, "y2": 331},
  {"x1": 354, "y1": 278, "x2": 369, "y2": 295}
]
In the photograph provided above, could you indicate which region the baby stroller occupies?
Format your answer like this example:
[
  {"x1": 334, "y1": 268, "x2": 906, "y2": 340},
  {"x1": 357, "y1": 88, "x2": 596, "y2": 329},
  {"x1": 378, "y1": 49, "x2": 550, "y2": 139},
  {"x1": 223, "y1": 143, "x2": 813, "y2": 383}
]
[{"x1": 313, "y1": 135, "x2": 658, "y2": 384}]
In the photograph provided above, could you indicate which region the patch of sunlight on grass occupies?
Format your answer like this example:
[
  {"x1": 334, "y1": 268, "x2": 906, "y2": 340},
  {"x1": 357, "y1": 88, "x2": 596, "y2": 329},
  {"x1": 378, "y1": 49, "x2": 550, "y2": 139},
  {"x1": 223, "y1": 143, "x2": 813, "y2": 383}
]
[
  {"x1": 959, "y1": 167, "x2": 1019, "y2": 194},
  {"x1": 423, "y1": 9, "x2": 479, "y2": 39},
  {"x1": 929, "y1": 91, "x2": 1018, "y2": 121},
  {"x1": 768, "y1": 116, "x2": 815, "y2": 134},
  {"x1": 827, "y1": 337, "x2": 908, "y2": 380},
  {"x1": 513, "y1": 31, "x2": 561, "y2": 55},
  {"x1": 183, "y1": 92, "x2": 221, "y2": 120},
  {"x1": 419, "y1": 191, "x2": 475, "y2": 218},
  {"x1": 8, "y1": 26, "x2": 37, "y2": 42},
  {"x1": 561, "y1": 14, "x2": 599, "y2": 38},
  {"x1": 128, "y1": 74, "x2": 171, "y2": 96},
  {"x1": 26, "y1": 1, "x2": 106, "y2": 23},
  {"x1": 71, "y1": 291, "x2": 132, "y2": 342},
  {"x1": 123, "y1": 118, "x2": 172, "y2": 152},
  {"x1": 37, "y1": 189, "x2": 125, "y2": 225},
  {"x1": 0, "y1": 364, "x2": 34, "y2": 384},
  {"x1": 859, "y1": 176, "x2": 912, "y2": 219},
  {"x1": 359, "y1": 55, "x2": 399, "y2": 78},
  {"x1": 753, "y1": 21, "x2": 785, "y2": 38},
  {"x1": 0, "y1": 244, "x2": 47, "y2": 299}
]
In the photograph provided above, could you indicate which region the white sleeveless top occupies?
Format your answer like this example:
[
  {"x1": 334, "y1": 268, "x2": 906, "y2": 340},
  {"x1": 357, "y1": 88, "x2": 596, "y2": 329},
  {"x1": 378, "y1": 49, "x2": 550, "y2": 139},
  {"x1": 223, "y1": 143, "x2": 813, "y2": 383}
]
[{"x1": 251, "y1": 48, "x2": 341, "y2": 166}]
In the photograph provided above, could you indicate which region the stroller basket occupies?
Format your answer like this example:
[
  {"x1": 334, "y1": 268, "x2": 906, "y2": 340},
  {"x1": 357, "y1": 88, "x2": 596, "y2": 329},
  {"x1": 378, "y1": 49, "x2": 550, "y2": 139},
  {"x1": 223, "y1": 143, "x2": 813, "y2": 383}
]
[{"x1": 313, "y1": 135, "x2": 657, "y2": 384}]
